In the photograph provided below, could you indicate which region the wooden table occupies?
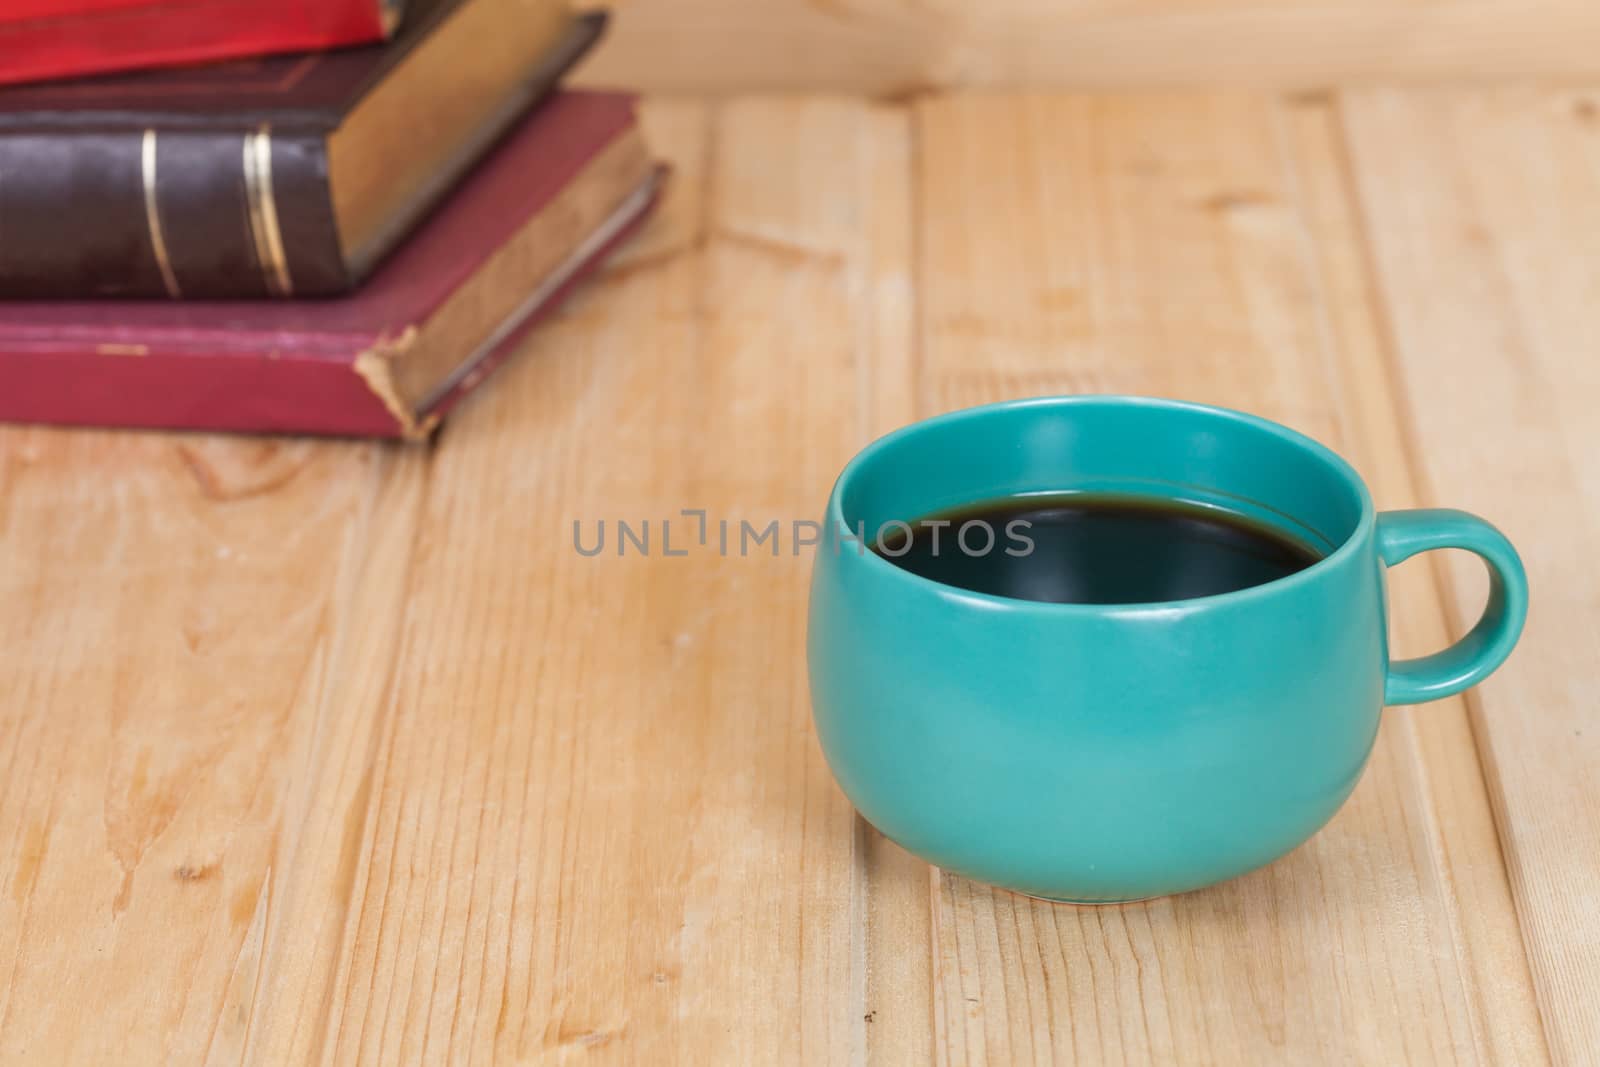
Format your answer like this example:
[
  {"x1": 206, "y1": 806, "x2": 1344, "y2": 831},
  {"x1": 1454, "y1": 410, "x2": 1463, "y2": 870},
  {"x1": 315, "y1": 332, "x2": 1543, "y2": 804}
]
[{"x1": 2, "y1": 90, "x2": 1595, "y2": 1065}]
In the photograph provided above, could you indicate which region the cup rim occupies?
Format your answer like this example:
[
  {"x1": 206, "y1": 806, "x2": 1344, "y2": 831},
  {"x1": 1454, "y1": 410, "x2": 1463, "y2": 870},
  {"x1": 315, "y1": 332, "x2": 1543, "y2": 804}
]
[{"x1": 825, "y1": 394, "x2": 1377, "y2": 615}]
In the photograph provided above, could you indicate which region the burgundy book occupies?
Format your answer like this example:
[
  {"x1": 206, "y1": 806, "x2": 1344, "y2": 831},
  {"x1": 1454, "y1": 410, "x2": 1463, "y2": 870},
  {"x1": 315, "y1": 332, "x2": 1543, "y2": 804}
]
[
  {"x1": 0, "y1": 0, "x2": 602, "y2": 299},
  {"x1": 0, "y1": 92, "x2": 662, "y2": 439}
]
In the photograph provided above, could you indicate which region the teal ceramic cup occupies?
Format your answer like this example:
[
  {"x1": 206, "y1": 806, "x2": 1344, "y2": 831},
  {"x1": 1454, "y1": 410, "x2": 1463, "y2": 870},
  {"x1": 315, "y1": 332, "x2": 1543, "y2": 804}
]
[{"x1": 807, "y1": 396, "x2": 1527, "y2": 903}]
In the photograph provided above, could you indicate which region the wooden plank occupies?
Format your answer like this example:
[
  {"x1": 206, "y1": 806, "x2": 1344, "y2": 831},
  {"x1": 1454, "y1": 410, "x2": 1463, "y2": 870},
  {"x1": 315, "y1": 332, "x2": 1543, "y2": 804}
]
[
  {"x1": 1281, "y1": 92, "x2": 1550, "y2": 1067},
  {"x1": 246, "y1": 97, "x2": 916, "y2": 1064},
  {"x1": 227, "y1": 457, "x2": 432, "y2": 1067},
  {"x1": 850, "y1": 106, "x2": 938, "y2": 1067},
  {"x1": 1341, "y1": 87, "x2": 1600, "y2": 1065},
  {"x1": 914, "y1": 91, "x2": 1543, "y2": 1065},
  {"x1": 4, "y1": 89, "x2": 1581, "y2": 1064},
  {"x1": 0, "y1": 431, "x2": 413, "y2": 1062},
  {"x1": 574, "y1": 0, "x2": 1600, "y2": 93}
]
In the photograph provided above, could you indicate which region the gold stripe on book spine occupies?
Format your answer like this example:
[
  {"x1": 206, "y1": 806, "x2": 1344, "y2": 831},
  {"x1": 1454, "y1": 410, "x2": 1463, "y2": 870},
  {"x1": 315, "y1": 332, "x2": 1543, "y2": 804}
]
[
  {"x1": 140, "y1": 129, "x2": 182, "y2": 299},
  {"x1": 242, "y1": 126, "x2": 294, "y2": 297}
]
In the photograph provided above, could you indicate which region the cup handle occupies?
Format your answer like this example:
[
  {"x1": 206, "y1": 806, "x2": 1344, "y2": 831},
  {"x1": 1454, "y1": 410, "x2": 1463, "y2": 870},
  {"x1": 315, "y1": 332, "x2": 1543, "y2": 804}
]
[{"x1": 1376, "y1": 509, "x2": 1529, "y2": 706}]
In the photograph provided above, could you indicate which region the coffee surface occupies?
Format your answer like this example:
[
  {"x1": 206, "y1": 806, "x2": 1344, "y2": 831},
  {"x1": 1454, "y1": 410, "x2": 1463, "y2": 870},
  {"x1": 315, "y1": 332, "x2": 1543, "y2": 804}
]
[{"x1": 872, "y1": 494, "x2": 1321, "y2": 604}]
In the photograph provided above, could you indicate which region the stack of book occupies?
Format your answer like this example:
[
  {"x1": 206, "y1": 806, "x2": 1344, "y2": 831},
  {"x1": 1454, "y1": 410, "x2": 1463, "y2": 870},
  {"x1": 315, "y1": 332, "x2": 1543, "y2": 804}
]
[{"x1": 0, "y1": 0, "x2": 662, "y2": 437}]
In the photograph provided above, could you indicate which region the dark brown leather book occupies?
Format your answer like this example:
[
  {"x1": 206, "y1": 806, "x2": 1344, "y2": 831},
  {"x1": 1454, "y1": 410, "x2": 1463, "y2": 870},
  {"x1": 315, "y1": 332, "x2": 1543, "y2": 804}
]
[
  {"x1": 0, "y1": 93, "x2": 662, "y2": 438},
  {"x1": 0, "y1": 1, "x2": 605, "y2": 299}
]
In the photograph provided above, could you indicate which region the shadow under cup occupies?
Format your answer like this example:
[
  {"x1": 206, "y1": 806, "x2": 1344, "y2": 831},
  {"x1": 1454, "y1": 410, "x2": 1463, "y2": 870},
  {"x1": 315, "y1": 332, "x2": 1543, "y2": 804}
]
[{"x1": 807, "y1": 396, "x2": 1516, "y2": 903}]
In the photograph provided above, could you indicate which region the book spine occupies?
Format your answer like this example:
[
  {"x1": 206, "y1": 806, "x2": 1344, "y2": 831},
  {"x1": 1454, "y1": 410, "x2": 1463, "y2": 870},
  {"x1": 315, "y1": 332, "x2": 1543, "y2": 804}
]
[
  {"x1": 0, "y1": 345, "x2": 409, "y2": 437},
  {"x1": 0, "y1": 0, "x2": 390, "y2": 87},
  {"x1": 0, "y1": 126, "x2": 347, "y2": 299}
]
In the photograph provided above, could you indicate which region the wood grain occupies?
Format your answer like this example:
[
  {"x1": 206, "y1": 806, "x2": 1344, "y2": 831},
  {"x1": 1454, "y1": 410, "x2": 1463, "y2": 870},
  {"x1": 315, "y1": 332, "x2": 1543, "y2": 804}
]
[
  {"x1": 0, "y1": 87, "x2": 1590, "y2": 1065},
  {"x1": 914, "y1": 91, "x2": 1545, "y2": 1065},
  {"x1": 1341, "y1": 87, "x2": 1600, "y2": 1065},
  {"x1": 237, "y1": 97, "x2": 913, "y2": 1065},
  {"x1": 574, "y1": 0, "x2": 1600, "y2": 93},
  {"x1": 0, "y1": 431, "x2": 409, "y2": 1063},
  {"x1": 1280, "y1": 96, "x2": 1550, "y2": 1067},
  {"x1": 849, "y1": 104, "x2": 938, "y2": 1067}
]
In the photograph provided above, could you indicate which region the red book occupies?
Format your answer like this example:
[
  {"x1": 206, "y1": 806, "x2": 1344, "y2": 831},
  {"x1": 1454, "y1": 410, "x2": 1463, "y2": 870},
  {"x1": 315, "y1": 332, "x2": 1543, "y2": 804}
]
[
  {"x1": 0, "y1": 92, "x2": 663, "y2": 439},
  {"x1": 0, "y1": 0, "x2": 400, "y2": 86}
]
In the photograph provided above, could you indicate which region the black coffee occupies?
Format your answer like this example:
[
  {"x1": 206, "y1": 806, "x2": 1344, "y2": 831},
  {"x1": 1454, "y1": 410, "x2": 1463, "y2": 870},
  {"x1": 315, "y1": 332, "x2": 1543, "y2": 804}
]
[{"x1": 872, "y1": 494, "x2": 1321, "y2": 604}]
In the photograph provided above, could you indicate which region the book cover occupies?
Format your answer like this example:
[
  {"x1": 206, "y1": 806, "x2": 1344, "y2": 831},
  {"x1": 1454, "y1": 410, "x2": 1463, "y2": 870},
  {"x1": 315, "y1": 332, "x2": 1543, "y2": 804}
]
[
  {"x1": 0, "y1": 0, "x2": 602, "y2": 299},
  {"x1": 0, "y1": 93, "x2": 663, "y2": 439},
  {"x1": 0, "y1": 0, "x2": 401, "y2": 87}
]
